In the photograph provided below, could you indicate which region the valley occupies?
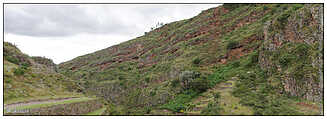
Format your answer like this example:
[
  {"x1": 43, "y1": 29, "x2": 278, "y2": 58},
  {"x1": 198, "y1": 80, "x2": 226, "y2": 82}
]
[{"x1": 3, "y1": 4, "x2": 323, "y2": 115}]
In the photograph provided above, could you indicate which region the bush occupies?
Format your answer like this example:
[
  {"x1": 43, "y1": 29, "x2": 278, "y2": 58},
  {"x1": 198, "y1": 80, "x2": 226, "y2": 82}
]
[
  {"x1": 144, "y1": 107, "x2": 152, "y2": 114},
  {"x1": 192, "y1": 57, "x2": 201, "y2": 66},
  {"x1": 145, "y1": 77, "x2": 150, "y2": 83},
  {"x1": 160, "y1": 90, "x2": 198, "y2": 112},
  {"x1": 188, "y1": 78, "x2": 211, "y2": 92},
  {"x1": 223, "y1": 4, "x2": 243, "y2": 11},
  {"x1": 5, "y1": 79, "x2": 12, "y2": 83},
  {"x1": 263, "y1": 6, "x2": 268, "y2": 11},
  {"x1": 244, "y1": 52, "x2": 259, "y2": 67},
  {"x1": 118, "y1": 76, "x2": 125, "y2": 80},
  {"x1": 213, "y1": 92, "x2": 221, "y2": 99},
  {"x1": 279, "y1": 53, "x2": 297, "y2": 67},
  {"x1": 14, "y1": 67, "x2": 25, "y2": 76},
  {"x1": 275, "y1": 13, "x2": 290, "y2": 30},
  {"x1": 293, "y1": 43, "x2": 310, "y2": 56},
  {"x1": 231, "y1": 61, "x2": 240, "y2": 68},
  {"x1": 232, "y1": 67, "x2": 301, "y2": 115},
  {"x1": 179, "y1": 71, "x2": 211, "y2": 92},
  {"x1": 292, "y1": 4, "x2": 304, "y2": 11},
  {"x1": 171, "y1": 79, "x2": 180, "y2": 87},
  {"x1": 5, "y1": 56, "x2": 19, "y2": 65},
  {"x1": 201, "y1": 102, "x2": 222, "y2": 115},
  {"x1": 179, "y1": 71, "x2": 201, "y2": 89},
  {"x1": 226, "y1": 40, "x2": 240, "y2": 50},
  {"x1": 150, "y1": 90, "x2": 156, "y2": 96}
]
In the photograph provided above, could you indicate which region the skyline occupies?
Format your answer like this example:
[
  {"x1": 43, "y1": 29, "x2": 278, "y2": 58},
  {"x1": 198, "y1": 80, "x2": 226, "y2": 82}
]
[{"x1": 4, "y1": 4, "x2": 220, "y2": 64}]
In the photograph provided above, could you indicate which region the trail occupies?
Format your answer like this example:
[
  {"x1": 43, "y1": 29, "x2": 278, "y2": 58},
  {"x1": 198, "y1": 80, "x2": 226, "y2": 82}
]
[
  {"x1": 4, "y1": 97, "x2": 80, "y2": 110},
  {"x1": 186, "y1": 77, "x2": 253, "y2": 115}
]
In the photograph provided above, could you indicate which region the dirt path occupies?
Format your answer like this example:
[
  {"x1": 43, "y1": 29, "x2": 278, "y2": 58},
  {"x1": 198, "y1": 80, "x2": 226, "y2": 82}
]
[
  {"x1": 215, "y1": 78, "x2": 253, "y2": 115},
  {"x1": 186, "y1": 77, "x2": 253, "y2": 115},
  {"x1": 4, "y1": 97, "x2": 80, "y2": 110}
]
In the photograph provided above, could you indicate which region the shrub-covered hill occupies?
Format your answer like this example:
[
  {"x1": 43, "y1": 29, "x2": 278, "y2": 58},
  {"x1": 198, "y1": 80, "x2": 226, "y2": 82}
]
[
  {"x1": 58, "y1": 4, "x2": 323, "y2": 115},
  {"x1": 4, "y1": 42, "x2": 82, "y2": 104}
]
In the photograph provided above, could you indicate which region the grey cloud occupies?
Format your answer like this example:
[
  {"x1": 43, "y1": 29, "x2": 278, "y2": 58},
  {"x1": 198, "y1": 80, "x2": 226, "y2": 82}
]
[
  {"x1": 4, "y1": 4, "x2": 219, "y2": 37},
  {"x1": 5, "y1": 5, "x2": 132, "y2": 37}
]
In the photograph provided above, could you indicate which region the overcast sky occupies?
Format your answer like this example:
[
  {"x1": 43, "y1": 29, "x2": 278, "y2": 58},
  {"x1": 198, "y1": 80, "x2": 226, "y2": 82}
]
[{"x1": 4, "y1": 4, "x2": 220, "y2": 64}]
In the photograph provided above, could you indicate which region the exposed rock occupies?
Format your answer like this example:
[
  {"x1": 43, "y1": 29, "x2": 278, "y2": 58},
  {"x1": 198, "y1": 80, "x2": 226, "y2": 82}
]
[{"x1": 259, "y1": 4, "x2": 323, "y2": 102}]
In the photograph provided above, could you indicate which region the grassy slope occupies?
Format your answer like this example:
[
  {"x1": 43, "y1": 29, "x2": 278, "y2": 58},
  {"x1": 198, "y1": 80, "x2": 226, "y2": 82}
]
[
  {"x1": 4, "y1": 42, "x2": 82, "y2": 104},
  {"x1": 11, "y1": 97, "x2": 95, "y2": 110},
  {"x1": 58, "y1": 4, "x2": 322, "y2": 115},
  {"x1": 86, "y1": 107, "x2": 107, "y2": 115}
]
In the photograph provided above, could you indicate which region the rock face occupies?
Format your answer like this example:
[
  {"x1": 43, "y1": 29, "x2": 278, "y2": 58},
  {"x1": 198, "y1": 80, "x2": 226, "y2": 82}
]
[
  {"x1": 258, "y1": 4, "x2": 323, "y2": 102},
  {"x1": 32, "y1": 56, "x2": 58, "y2": 72}
]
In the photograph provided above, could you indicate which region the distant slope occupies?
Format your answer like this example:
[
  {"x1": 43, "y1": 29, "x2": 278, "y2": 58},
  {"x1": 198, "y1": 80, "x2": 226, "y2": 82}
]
[
  {"x1": 4, "y1": 42, "x2": 82, "y2": 104},
  {"x1": 58, "y1": 4, "x2": 323, "y2": 115}
]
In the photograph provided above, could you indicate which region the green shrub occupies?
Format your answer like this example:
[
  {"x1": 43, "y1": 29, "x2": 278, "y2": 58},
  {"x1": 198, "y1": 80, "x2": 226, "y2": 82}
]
[
  {"x1": 5, "y1": 79, "x2": 12, "y2": 83},
  {"x1": 232, "y1": 67, "x2": 301, "y2": 115},
  {"x1": 188, "y1": 78, "x2": 211, "y2": 92},
  {"x1": 231, "y1": 61, "x2": 240, "y2": 68},
  {"x1": 150, "y1": 90, "x2": 156, "y2": 96},
  {"x1": 14, "y1": 67, "x2": 25, "y2": 76},
  {"x1": 145, "y1": 77, "x2": 150, "y2": 83},
  {"x1": 226, "y1": 40, "x2": 240, "y2": 50},
  {"x1": 201, "y1": 101, "x2": 222, "y2": 115},
  {"x1": 144, "y1": 107, "x2": 152, "y2": 114},
  {"x1": 223, "y1": 4, "x2": 244, "y2": 11},
  {"x1": 207, "y1": 64, "x2": 236, "y2": 86},
  {"x1": 171, "y1": 79, "x2": 180, "y2": 87},
  {"x1": 279, "y1": 53, "x2": 297, "y2": 67},
  {"x1": 294, "y1": 43, "x2": 310, "y2": 56},
  {"x1": 263, "y1": 6, "x2": 268, "y2": 11},
  {"x1": 160, "y1": 90, "x2": 198, "y2": 112},
  {"x1": 244, "y1": 52, "x2": 259, "y2": 67},
  {"x1": 213, "y1": 92, "x2": 221, "y2": 99},
  {"x1": 179, "y1": 71, "x2": 201, "y2": 89},
  {"x1": 192, "y1": 57, "x2": 201, "y2": 66},
  {"x1": 275, "y1": 13, "x2": 290, "y2": 30},
  {"x1": 118, "y1": 76, "x2": 125, "y2": 80},
  {"x1": 292, "y1": 4, "x2": 304, "y2": 11},
  {"x1": 5, "y1": 56, "x2": 19, "y2": 65}
]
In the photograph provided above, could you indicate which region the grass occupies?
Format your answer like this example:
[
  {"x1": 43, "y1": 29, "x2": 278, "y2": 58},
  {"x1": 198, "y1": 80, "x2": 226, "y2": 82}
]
[
  {"x1": 11, "y1": 97, "x2": 95, "y2": 110},
  {"x1": 216, "y1": 80, "x2": 253, "y2": 115},
  {"x1": 85, "y1": 107, "x2": 107, "y2": 115},
  {"x1": 4, "y1": 56, "x2": 83, "y2": 105},
  {"x1": 4, "y1": 93, "x2": 84, "y2": 105},
  {"x1": 160, "y1": 90, "x2": 199, "y2": 112}
]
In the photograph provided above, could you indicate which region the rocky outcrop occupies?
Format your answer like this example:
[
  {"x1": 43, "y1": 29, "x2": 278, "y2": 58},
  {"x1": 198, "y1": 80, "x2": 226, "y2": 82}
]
[
  {"x1": 259, "y1": 4, "x2": 323, "y2": 102},
  {"x1": 32, "y1": 56, "x2": 57, "y2": 72}
]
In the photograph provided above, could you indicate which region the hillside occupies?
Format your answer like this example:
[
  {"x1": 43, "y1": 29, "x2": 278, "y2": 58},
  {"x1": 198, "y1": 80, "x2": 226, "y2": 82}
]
[
  {"x1": 58, "y1": 4, "x2": 323, "y2": 115},
  {"x1": 4, "y1": 42, "x2": 110, "y2": 115},
  {"x1": 4, "y1": 42, "x2": 83, "y2": 104},
  {"x1": 4, "y1": 3, "x2": 323, "y2": 115}
]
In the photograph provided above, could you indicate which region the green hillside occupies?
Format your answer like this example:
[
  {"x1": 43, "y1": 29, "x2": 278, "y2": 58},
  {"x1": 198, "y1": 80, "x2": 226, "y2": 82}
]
[
  {"x1": 4, "y1": 42, "x2": 82, "y2": 104},
  {"x1": 4, "y1": 3, "x2": 323, "y2": 115},
  {"x1": 57, "y1": 4, "x2": 323, "y2": 115}
]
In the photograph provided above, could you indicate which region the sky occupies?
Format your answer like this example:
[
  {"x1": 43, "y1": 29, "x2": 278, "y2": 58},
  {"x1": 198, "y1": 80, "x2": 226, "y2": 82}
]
[{"x1": 4, "y1": 4, "x2": 221, "y2": 64}]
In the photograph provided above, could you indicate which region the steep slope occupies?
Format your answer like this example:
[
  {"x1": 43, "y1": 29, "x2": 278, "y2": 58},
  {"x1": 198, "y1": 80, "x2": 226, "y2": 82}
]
[
  {"x1": 58, "y1": 4, "x2": 323, "y2": 115},
  {"x1": 4, "y1": 42, "x2": 82, "y2": 104}
]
